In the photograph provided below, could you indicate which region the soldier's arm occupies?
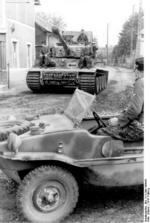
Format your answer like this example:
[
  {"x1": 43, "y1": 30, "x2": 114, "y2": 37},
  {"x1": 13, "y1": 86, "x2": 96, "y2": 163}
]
[{"x1": 118, "y1": 78, "x2": 144, "y2": 127}]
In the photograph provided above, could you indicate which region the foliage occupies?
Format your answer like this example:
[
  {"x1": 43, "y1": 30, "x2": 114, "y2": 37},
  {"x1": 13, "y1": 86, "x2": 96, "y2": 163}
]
[
  {"x1": 111, "y1": 10, "x2": 144, "y2": 62},
  {"x1": 36, "y1": 12, "x2": 67, "y2": 31}
]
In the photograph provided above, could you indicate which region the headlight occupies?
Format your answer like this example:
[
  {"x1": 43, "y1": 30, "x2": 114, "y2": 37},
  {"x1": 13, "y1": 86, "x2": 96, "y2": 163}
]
[
  {"x1": 7, "y1": 133, "x2": 22, "y2": 153},
  {"x1": 101, "y1": 141, "x2": 112, "y2": 157}
]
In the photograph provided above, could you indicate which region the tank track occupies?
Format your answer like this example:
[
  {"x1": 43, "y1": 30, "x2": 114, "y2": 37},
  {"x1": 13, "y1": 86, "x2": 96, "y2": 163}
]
[
  {"x1": 26, "y1": 71, "x2": 42, "y2": 92},
  {"x1": 79, "y1": 73, "x2": 108, "y2": 94},
  {"x1": 79, "y1": 74, "x2": 96, "y2": 94}
]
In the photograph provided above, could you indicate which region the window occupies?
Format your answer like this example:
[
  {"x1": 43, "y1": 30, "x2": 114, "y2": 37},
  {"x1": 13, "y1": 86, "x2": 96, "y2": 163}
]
[
  {"x1": 27, "y1": 43, "x2": 32, "y2": 68},
  {"x1": 12, "y1": 41, "x2": 19, "y2": 67}
]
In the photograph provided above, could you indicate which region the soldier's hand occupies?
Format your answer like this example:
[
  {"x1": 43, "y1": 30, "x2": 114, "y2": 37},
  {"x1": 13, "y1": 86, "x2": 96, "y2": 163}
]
[{"x1": 109, "y1": 117, "x2": 119, "y2": 126}]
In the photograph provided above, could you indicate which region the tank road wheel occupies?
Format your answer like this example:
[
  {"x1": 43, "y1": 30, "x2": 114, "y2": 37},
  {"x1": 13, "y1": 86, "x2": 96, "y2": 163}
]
[
  {"x1": 99, "y1": 76, "x2": 102, "y2": 91},
  {"x1": 95, "y1": 77, "x2": 100, "y2": 94},
  {"x1": 26, "y1": 71, "x2": 42, "y2": 92},
  {"x1": 103, "y1": 73, "x2": 108, "y2": 89},
  {"x1": 102, "y1": 75, "x2": 105, "y2": 90},
  {"x1": 102, "y1": 75, "x2": 105, "y2": 89},
  {"x1": 104, "y1": 74, "x2": 108, "y2": 88},
  {"x1": 80, "y1": 74, "x2": 97, "y2": 94},
  {"x1": 17, "y1": 166, "x2": 79, "y2": 223},
  {"x1": 103, "y1": 75, "x2": 106, "y2": 89},
  {"x1": 99, "y1": 76, "x2": 102, "y2": 90}
]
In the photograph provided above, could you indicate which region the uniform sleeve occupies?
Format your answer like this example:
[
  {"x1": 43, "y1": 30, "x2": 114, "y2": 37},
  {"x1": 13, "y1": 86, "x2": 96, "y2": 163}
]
[{"x1": 118, "y1": 78, "x2": 144, "y2": 127}]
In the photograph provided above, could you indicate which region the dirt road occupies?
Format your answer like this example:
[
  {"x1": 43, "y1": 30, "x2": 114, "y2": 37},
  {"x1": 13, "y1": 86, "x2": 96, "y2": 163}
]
[
  {"x1": 0, "y1": 66, "x2": 143, "y2": 222},
  {"x1": 0, "y1": 66, "x2": 134, "y2": 118}
]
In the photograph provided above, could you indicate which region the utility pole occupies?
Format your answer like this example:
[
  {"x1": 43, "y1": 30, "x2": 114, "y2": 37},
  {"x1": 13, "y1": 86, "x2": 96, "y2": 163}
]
[
  {"x1": 106, "y1": 23, "x2": 109, "y2": 65},
  {"x1": 130, "y1": 5, "x2": 134, "y2": 57},
  {"x1": 130, "y1": 5, "x2": 135, "y2": 68},
  {"x1": 136, "y1": 0, "x2": 143, "y2": 58}
]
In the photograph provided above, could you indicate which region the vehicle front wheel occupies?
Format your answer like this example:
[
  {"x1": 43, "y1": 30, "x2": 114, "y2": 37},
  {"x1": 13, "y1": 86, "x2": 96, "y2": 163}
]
[{"x1": 17, "y1": 165, "x2": 79, "y2": 223}]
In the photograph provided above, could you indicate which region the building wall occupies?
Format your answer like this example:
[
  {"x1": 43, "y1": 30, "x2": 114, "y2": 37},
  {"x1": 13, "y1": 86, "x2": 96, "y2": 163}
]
[
  {"x1": 6, "y1": 0, "x2": 35, "y2": 69},
  {"x1": 6, "y1": 0, "x2": 35, "y2": 27},
  {"x1": 35, "y1": 23, "x2": 47, "y2": 45},
  {"x1": 6, "y1": 20, "x2": 35, "y2": 68},
  {"x1": 36, "y1": 28, "x2": 58, "y2": 48},
  {"x1": 136, "y1": 29, "x2": 144, "y2": 58},
  {"x1": 0, "y1": 0, "x2": 7, "y2": 84},
  {"x1": 48, "y1": 33, "x2": 59, "y2": 47},
  {"x1": 0, "y1": 0, "x2": 6, "y2": 32},
  {"x1": 0, "y1": 0, "x2": 36, "y2": 86}
]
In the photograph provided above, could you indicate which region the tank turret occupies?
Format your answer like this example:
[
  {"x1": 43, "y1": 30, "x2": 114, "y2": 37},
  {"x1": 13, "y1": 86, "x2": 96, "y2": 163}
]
[{"x1": 52, "y1": 26, "x2": 71, "y2": 57}]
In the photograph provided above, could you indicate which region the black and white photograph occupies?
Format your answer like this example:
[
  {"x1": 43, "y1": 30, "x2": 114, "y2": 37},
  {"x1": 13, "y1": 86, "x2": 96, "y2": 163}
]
[{"x1": 0, "y1": 0, "x2": 147, "y2": 222}]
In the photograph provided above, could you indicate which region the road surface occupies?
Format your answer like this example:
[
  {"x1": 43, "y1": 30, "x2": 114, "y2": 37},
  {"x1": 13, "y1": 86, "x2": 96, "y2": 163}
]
[{"x1": 0, "y1": 66, "x2": 143, "y2": 223}]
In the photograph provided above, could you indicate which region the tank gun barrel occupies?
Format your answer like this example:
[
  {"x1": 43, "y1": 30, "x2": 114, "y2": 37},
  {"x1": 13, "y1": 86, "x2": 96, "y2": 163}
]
[{"x1": 52, "y1": 26, "x2": 70, "y2": 56}]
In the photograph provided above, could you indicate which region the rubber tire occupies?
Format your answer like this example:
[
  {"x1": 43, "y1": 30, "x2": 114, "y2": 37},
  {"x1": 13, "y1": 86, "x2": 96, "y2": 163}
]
[
  {"x1": 17, "y1": 165, "x2": 79, "y2": 223},
  {"x1": 0, "y1": 120, "x2": 30, "y2": 142}
]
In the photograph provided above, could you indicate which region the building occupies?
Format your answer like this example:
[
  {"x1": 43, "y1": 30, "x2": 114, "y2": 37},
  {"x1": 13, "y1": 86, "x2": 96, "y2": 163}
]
[
  {"x1": 35, "y1": 15, "x2": 52, "y2": 61},
  {"x1": 135, "y1": 28, "x2": 144, "y2": 59},
  {"x1": 0, "y1": 0, "x2": 40, "y2": 87},
  {"x1": 135, "y1": 1, "x2": 144, "y2": 59}
]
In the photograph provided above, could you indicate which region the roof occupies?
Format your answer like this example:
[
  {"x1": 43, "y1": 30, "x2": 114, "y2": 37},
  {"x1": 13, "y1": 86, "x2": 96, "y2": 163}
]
[
  {"x1": 34, "y1": 0, "x2": 41, "y2": 5},
  {"x1": 35, "y1": 15, "x2": 51, "y2": 32},
  {"x1": 63, "y1": 31, "x2": 93, "y2": 42}
]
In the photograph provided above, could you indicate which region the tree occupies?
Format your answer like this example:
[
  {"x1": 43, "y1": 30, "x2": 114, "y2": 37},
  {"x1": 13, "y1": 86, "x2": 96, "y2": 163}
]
[
  {"x1": 111, "y1": 10, "x2": 144, "y2": 63},
  {"x1": 111, "y1": 45, "x2": 119, "y2": 64},
  {"x1": 36, "y1": 12, "x2": 67, "y2": 31}
]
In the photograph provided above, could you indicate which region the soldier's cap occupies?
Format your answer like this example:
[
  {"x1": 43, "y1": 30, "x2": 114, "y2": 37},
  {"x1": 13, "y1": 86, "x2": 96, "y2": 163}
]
[{"x1": 135, "y1": 57, "x2": 144, "y2": 71}]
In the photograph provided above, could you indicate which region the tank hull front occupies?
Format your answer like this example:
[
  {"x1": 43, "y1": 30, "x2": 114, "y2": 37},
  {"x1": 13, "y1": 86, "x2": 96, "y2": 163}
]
[{"x1": 26, "y1": 68, "x2": 109, "y2": 94}]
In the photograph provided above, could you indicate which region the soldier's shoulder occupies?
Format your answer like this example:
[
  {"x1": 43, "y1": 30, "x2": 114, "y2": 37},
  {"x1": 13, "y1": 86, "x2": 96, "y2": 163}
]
[
  {"x1": 136, "y1": 78, "x2": 144, "y2": 86},
  {"x1": 134, "y1": 78, "x2": 144, "y2": 95}
]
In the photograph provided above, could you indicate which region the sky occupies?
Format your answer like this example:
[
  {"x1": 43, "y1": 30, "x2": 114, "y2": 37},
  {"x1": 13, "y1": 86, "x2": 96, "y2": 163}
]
[{"x1": 36, "y1": 0, "x2": 141, "y2": 47}]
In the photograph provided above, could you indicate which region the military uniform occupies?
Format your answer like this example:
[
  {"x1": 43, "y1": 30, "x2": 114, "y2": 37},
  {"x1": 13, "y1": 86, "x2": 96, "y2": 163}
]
[
  {"x1": 98, "y1": 77, "x2": 144, "y2": 142},
  {"x1": 77, "y1": 32, "x2": 88, "y2": 44},
  {"x1": 92, "y1": 44, "x2": 98, "y2": 59},
  {"x1": 78, "y1": 46, "x2": 93, "y2": 69},
  {"x1": 78, "y1": 55, "x2": 92, "y2": 69},
  {"x1": 40, "y1": 45, "x2": 56, "y2": 67},
  {"x1": 39, "y1": 44, "x2": 49, "y2": 67}
]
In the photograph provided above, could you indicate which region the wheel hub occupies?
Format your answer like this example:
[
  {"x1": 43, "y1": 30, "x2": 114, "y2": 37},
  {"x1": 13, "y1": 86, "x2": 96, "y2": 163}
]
[{"x1": 34, "y1": 182, "x2": 66, "y2": 213}]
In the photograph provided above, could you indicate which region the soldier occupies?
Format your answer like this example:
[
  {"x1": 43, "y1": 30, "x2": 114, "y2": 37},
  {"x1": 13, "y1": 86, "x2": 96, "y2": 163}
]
[
  {"x1": 77, "y1": 29, "x2": 89, "y2": 45},
  {"x1": 49, "y1": 47, "x2": 56, "y2": 58},
  {"x1": 44, "y1": 55, "x2": 56, "y2": 67},
  {"x1": 97, "y1": 57, "x2": 144, "y2": 142},
  {"x1": 78, "y1": 55, "x2": 93, "y2": 69},
  {"x1": 92, "y1": 42, "x2": 98, "y2": 59},
  {"x1": 40, "y1": 42, "x2": 56, "y2": 67},
  {"x1": 39, "y1": 42, "x2": 49, "y2": 67},
  {"x1": 78, "y1": 45, "x2": 93, "y2": 69}
]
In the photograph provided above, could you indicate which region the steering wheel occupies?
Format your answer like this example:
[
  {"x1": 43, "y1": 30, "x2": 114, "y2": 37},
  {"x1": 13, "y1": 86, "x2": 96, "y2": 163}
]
[{"x1": 93, "y1": 111, "x2": 106, "y2": 128}]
